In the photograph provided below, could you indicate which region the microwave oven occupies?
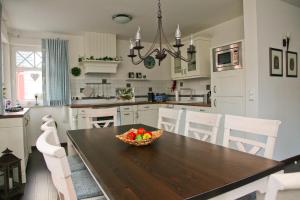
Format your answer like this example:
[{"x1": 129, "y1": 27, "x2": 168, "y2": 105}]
[{"x1": 213, "y1": 42, "x2": 242, "y2": 72}]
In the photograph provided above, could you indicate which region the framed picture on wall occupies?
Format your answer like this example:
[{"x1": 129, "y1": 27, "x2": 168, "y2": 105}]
[
  {"x1": 269, "y1": 48, "x2": 283, "y2": 77},
  {"x1": 286, "y1": 51, "x2": 298, "y2": 78}
]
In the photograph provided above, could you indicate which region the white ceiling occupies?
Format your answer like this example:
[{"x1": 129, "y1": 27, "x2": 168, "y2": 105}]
[{"x1": 3, "y1": 0, "x2": 243, "y2": 41}]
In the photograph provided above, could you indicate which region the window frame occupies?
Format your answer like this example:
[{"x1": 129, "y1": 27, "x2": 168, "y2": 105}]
[{"x1": 11, "y1": 45, "x2": 43, "y2": 106}]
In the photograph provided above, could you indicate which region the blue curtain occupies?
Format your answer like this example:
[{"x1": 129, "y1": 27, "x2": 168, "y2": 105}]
[{"x1": 42, "y1": 39, "x2": 70, "y2": 106}]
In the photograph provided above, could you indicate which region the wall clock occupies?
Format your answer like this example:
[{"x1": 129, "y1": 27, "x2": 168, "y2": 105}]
[{"x1": 144, "y1": 56, "x2": 156, "y2": 69}]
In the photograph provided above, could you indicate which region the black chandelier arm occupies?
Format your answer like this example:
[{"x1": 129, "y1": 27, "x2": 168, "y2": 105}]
[
  {"x1": 130, "y1": 56, "x2": 144, "y2": 65},
  {"x1": 131, "y1": 48, "x2": 160, "y2": 65},
  {"x1": 164, "y1": 48, "x2": 193, "y2": 63}
]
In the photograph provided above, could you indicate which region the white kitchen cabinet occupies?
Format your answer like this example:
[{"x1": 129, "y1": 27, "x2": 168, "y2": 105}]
[
  {"x1": 171, "y1": 37, "x2": 211, "y2": 80},
  {"x1": 136, "y1": 104, "x2": 159, "y2": 127},
  {"x1": 119, "y1": 106, "x2": 137, "y2": 125},
  {"x1": 0, "y1": 110, "x2": 31, "y2": 183},
  {"x1": 120, "y1": 111, "x2": 135, "y2": 125},
  {"x1": 211, "y1": 69, "x2": 245, "y2": 97},
  {"x1": 211, "y1": 69, "x2": 246, "y2": 116},
  {"x1": 212, "y1": 97, "x2": 245, "y2": 115}
]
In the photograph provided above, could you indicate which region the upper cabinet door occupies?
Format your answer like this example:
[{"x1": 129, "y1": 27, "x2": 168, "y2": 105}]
[
  {"x1": 171, "y1": 50, "x2": 183, "y2": 79},
  {"x1": 171, "y1": 37, "x2": 211, "y2": 80}
]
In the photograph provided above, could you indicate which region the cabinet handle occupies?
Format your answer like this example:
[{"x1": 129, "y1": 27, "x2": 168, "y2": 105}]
[
  {"x1": 136, "y1": 111, "x2": 139, "y2": 119},
  {"x1": 213, "y1": 86, "x2": 216, "y2": 93},
  {"x1": 214, "y1": 99, "x2": 217, "y2": 107},
  {"x1": 144, "y1": 106, "x2": 150, "y2": 109},
  {"x1": 124, "y1": 108, "x2": 130, "y2": 110},
  {"x1": 199, "y1": 109, "x2": 205, "y2": 112},
  {"x1": 123, "y1": 113, "x2": 130, "y2": 116}
]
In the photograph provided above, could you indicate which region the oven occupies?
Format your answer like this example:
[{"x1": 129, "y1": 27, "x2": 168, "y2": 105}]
[{"x1": 213, "y1": 42, "x2": 242, "y2": 72}]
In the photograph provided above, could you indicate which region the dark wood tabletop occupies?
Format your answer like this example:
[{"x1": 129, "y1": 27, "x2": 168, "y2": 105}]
[{"x1": 67, "y1": 124, "x2": 284, "y2": 200}]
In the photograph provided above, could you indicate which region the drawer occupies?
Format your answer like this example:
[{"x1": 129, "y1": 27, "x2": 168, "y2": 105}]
[
  {"x1": 137, "y1": 104, "x2": 160, "y2": 111},
  {"x1": 77, "y1": 108, "x2": 90, "y2": 114},
  {"x1": 120, "y1": 106, "x2": 137, "y2": 112},
  {"x1": 0, "y1": 118, "x2": 23, "y2": 128}
]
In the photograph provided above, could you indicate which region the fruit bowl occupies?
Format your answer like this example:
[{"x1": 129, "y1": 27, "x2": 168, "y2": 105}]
[{"x1": 116, "y1": 128, "x2": 163, "y2": 146}]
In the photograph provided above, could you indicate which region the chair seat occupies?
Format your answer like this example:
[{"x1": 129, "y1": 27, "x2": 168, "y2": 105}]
[
  {"x1": 71, "y1": 169, "x2": 104, "y2": 200},
  {"x1": 68, "y1": 155, "x2": 86, "y2": 172}
]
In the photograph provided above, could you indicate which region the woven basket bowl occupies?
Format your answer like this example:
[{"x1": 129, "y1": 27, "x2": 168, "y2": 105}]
[{"x1": 116, "y1": 128, "x2": 163, "y2": 146}]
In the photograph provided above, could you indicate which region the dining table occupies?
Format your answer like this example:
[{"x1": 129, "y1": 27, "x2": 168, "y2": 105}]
[{"x1": 67, "y1": 124, "x2": 285, "y2": 200}]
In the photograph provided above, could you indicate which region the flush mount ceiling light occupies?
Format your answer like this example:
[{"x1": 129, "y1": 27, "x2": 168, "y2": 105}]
[
  {"x1": 128, "y1": 0, "x2": 196, "y2": 65},
  {"x1": 112, "y1": 14, "x2": 132, "y2": 24}
]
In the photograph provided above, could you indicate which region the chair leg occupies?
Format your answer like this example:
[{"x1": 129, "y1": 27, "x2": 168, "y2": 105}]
[{"x1": 58, "y1": 192, "x2": 65, "y2": 200}]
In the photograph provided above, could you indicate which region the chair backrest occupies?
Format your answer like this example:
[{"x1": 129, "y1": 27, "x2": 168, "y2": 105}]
[
  {"x1": 223, "y1": 115, "x2": 281, "y2": 159},
  {"x1": 85, "y1": 107, "x2": 118, "y2": 128},
  {"x1": 264, "y1": 172, "x2": 300, "y2": 200},
  {"x1": 40, "y1": 118, "x2": 60, "y2": 146},
  {"x1": 36, "y1": 130, "x2": 77, "y2": 200},
  {"x1": 157, "y1": 108, "x2": 183, "y2": 134},
  {"x1": 184, "y1": 111, "x2": 222, "y2": 144},
  {"x1": 42, "y1": 114, "x2": 53, "y2": 123}
]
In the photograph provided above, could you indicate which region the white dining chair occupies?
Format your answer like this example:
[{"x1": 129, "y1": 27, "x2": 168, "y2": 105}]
[
  {"x1": 42, "y1": 114, "x2": 53, "y2": 123},
  {"x1": 41, "y1": 116, "x2": 86, "y2": 172},
  {"x1": 157, "y1": 108, "x2": 183, "y2": 134},
  {"x1": 84, "y1": 107, "x2": 118, "y2": 129},
  {"x1": 255, "y1": 172, "x2": 300, "y2": 200},
  {"x1": 184, "y1": 111, "x2": 222, "y2": 144},
  {"x1": 36, "y1": 129, "x2": 106, "y2": 200},
  {"x1": 223, "y1": 115, "x2": 281, "y2": 159}
]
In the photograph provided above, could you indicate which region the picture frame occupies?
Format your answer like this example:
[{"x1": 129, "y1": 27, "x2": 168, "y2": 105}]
[
  {"x1": 286, "y1": 51, "x2": 298, "y2": 78},
  {"x1": 269, "y1": 48, "x2": 283, "y2": 77}
]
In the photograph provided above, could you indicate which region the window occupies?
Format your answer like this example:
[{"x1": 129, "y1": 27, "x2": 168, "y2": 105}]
[{"x1": 15, "y1": 49, "x2": 43, "y2": 104}]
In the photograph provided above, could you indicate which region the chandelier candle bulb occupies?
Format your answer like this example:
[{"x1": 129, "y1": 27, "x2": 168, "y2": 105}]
[
  {"x1": 190, "y1": 35, "x2": 193, "y2": 45},
  {"x1": 175, "y1": 24, "x2": 181, "y2": 39},
  {"x1": 136, "y1": 26, "x2": 141, "y2": 41},
  {"x1": 129, "y1": 39, "x2": 134, "y2": 49}
]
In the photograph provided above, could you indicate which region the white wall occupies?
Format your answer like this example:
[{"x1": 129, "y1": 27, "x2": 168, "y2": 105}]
[
  {"x1": 195, "y1": 16, "x2": 244, "y2": 48},
  {"x1": 254, "y1": 0, "x2": 300, "y2": 160}
]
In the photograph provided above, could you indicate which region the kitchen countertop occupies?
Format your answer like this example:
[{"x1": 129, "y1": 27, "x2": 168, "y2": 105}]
[
  {"x1": 70, "y1": 101, "x2": 211, "y2": 108},
  {"x1": 0, "y1": 108, "x2": 30, "y2": 119}
]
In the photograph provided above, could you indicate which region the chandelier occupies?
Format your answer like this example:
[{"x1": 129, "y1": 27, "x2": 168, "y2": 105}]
[{"x1": 128, "y1": 0, "x2": 196, "y2": 66}]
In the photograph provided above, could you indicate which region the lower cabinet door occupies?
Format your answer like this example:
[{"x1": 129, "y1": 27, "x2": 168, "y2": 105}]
[
  {"x1": 120, "y1": 112, "x2": 135, "y2": 125},
  {"x1": 137, "y1": 109, "x2": 158, "y2": 128},
  {"x1": 77, "y1": 116, "x2": 88, "y2": 129},
  {"x1": 212, "y1": 97, "x2": 245, "y2": 116}
]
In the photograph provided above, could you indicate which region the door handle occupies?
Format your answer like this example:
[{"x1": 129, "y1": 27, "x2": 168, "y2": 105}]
[
  {"x1": 213, "y1": 86, "x2": 216, "y2": 93},
  {"x1": 214, "y1": 99, "x2": 217, "y2": 107}
]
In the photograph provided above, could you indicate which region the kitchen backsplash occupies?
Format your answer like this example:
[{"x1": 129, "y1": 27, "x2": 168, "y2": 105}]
[{"x1": 70, "y1": 77, "x2": 210, "y2": 100}]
